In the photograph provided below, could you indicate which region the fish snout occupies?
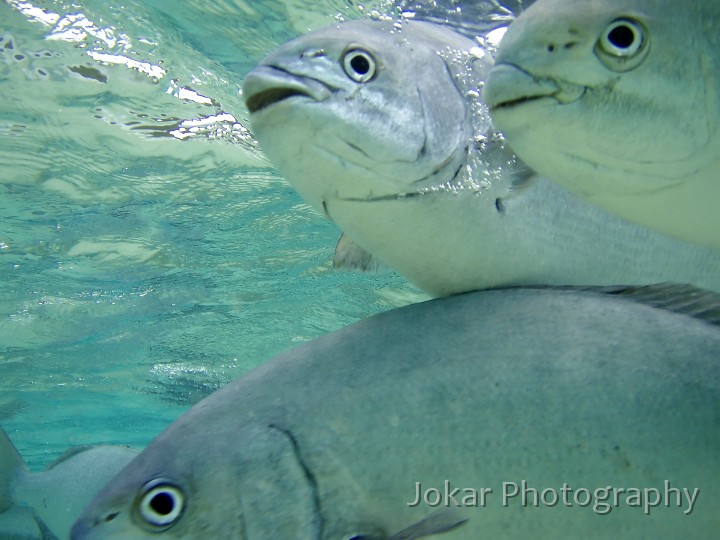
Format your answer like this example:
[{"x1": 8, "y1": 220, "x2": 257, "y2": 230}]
[
  {"x1": 483, "y1": 63, "x2": 561, "y2": 110},
  {"x1": 243, "y1": 66, "x2": 330, "y2": 113}
]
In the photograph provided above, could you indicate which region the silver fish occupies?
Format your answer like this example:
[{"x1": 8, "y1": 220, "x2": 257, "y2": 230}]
[
  {"x1": 242, "y1": 18, "x2": 720, "y2": 297},
  {"x1": 71, "y1": 285, "x2": 720, "y2": 539},
  {"x1": 0, "y1": 427, "x2": 138, "y2": 540},
  {"x1": 484, "y1": 0, "x2": 720, "y2": 249}
]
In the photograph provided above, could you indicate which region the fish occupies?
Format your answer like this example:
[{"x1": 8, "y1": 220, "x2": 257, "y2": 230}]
[
  {"x1": 70, "y1": 284, "x2": 720, "y2": 539},
  {"x1": 241, "y1": 18, "x2": 720, "y2": 297},
  {"x1": 483, "y1": 0, "x2": 720, "y2": 249},
  {"x1": 0, "y1": 427, "x2": 138, "y2": 540}
]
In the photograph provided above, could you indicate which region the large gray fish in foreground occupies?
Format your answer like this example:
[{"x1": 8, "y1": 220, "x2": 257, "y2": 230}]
[
  {"x1": 242, "y1": 19, "x2": 720, "y2": 297},
  {"x1": 0, "y1": 427, "x2": 138, "y2": 540},
  {"x1": 71, "y1": 285, "x2": 720, "y2": 538},
  {"x1": 483, "y1": 0, "x2": 720, "y2": 250}
]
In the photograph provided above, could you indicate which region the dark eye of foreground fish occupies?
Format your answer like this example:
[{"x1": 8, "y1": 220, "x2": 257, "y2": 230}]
[
  {"x1": 342, "y1": 48, "x2": 376, "y2": 82},
  {"x1": 134, "y1": 479, "x2": 185, "y2": 531},
  {"x1": 595, "y1": 18, "x2": 648, "y2": 71}
]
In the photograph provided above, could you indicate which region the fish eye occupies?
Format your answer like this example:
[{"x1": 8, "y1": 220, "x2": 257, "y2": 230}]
[
  {"x1": 594, "y1": 18, "x2": 649, "y2": 71},
  {"x1": 342, "y1": 49, "x2": 376, "y2": 83},
  {"x1": 599, "y1": 19, "x2": 643, "y2": 56},
  {"x1": 134, "y1": 479, "x2": 185, "y2": 531}
]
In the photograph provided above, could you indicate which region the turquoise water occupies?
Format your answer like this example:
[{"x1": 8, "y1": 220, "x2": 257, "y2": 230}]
[{"x1": 0, "y1": 0, "x2": 456, "y2": 470}]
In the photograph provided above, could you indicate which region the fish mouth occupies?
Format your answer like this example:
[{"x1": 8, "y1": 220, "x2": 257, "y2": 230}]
[
  {"x1": 246, "y1": 87, "x2": 310, "y2": 113},
  {"x1": 483, "y1": 63, "x2": 585, "y2": 111},
  {"x1": 335, "y1": 191, "x2": 426, "y2": 203},
  {"x1": 491, "y1": 95, "x2": 546, "y2": 111},
  {"x1": 491, "y1": 86, "x2": 586, "y2": 111},
  {"x1": 243, "y1": 66, "x2": 331, "y2": 113}
]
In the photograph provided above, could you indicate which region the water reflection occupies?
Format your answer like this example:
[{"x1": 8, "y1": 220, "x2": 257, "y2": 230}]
[{"x1": 2, "y1": 0, "x2": 535, "y2": 468}]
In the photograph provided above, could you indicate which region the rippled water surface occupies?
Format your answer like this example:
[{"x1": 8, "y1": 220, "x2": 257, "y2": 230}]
[
  {"x1": 1, "y1": 0, "x2": 534, "y2": 473},
  {"x1": 1, "y1": 0, "x2": 448, "y2": 469}
]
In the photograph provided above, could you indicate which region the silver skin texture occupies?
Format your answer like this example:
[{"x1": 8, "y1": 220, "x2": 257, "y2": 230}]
[
  {"x1": 0, "y1": 428, "x2": 138, "y2": 540},
  {"x1": 70, "y1": 287, "x2": 720, "y2": 538},
  {"x1": 243, "y1": 19, "x2": 720, "y2": 297},
  {"x1": 484, "y1": 0, "x2": 720, "y2": 249}
]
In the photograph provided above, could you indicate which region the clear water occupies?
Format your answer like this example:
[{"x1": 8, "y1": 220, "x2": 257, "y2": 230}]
[{"x1": 0, "y1": 0, "x2": 465, "y2": 470}]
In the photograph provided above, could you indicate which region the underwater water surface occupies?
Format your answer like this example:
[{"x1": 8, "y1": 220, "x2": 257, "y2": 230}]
[
  {"x1": 1, "y1": 0, "x2": 441, "y2": 469},
  {"x1": 1, "y1": 0, "x2": 532, "y2": 470}
]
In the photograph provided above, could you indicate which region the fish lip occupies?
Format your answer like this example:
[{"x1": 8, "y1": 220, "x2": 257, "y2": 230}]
[
  {"x1": 484, "y1": 62, "x2": 585, "y2": 111},
  {"x1": 336, "y1": 191, "x2": 426, "y2": 203},
  {"x1": 243, "y1": 66, "x2": 331, "y2": 113}
]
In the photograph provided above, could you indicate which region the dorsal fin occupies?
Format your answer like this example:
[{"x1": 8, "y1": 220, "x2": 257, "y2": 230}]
[
  {"x1": 0, "y1": 426, "x2": 26, "y2": 512},
  {"x1": 601, "y1": 283, "x2": 720, "y2": 326},
  {"x1": 538, "y1": 283, "x2": 720, "y2": 326}
]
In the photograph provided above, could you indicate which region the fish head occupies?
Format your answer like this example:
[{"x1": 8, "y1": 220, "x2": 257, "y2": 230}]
[
  {"x1": 70, "y1": 423, "x2": 321, "y2": 539},
  {"x1": 243, "y1": 19, "x2": 490, "y2": 213},
  {"x1": 68, "y1": 387, "x2": 467, "y2": 540},
  {"x1": 484, "y1": 0, "x2": 720, "y2": 195}
]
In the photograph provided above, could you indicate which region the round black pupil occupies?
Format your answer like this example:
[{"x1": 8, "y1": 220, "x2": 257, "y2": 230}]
[
  {"x1": 150, "y1": 492, "x2": 174, "y2": 515},
  {"x1": 350, "y1": 54, "x2": 370, "y2": 75},
  {"x1": 607, "y1": 24, "x2": 635, "y2": 49}
]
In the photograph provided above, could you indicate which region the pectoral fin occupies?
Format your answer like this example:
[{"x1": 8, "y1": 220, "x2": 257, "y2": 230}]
[
  {"x1": 333, "y1": 234, "x2": 383, "y2": 272},
  {"x1": 1, "y1": 426, "x2": 26, "y2": 513},
  {"x1": 389, "y1": 508, "x2": 468, "y2": 539}
]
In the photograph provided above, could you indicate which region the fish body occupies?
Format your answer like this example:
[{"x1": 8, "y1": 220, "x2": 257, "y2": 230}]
[
  {"x1": 484, "y1": 0, "x2": 720, "y2": 249},
  {"x1": 0, "y1": 427, "x2": 138, "y2": 539},
  {"x1": 71, "y1": 286, "x2": 720, "y2": 539},
  {"x1": 242, "y1": 19, "x2": 720, "y2": 296}
]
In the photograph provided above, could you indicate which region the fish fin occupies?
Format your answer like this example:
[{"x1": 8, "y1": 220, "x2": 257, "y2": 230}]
[
  {"x1": 44, "y1": 446, "x2": 96, "y2": 470},
  {"x1": 0, "y1": 505, "x2": 45, "y2": 539},
  {"x1": 36, "y1": 514, "x2": 59, "y2": 540},
  {"x1": 508, "y1": 162, "x2": 536, "y2": 193},
  {"x1": 388, "y1": 508, "x2": 468, "y2": 540},
  {"x1": 493, "y1": 161, "x2": 536, "y2": 213},
  {"x1": 0, "y1": 426, "x2": 27, "y2": 512},
  {"x1": 599, "y1": 283, "x2": 720, "y2": 326},
  {"x1": 540, "y1": 283, "x2": 720, "y2": 326},
  {"x1": 333, "y1": 234, "x2": 384, "y2": 273}
]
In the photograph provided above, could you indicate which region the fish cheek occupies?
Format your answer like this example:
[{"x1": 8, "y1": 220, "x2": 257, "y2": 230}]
[
  {"x1": 579, "y1": 65, "x2": 709, "y2": 163},
  {"x1": 331, "y1": 85, "x2": 427, "y2": 164},
  {"x1": 230, "y1": 425, "x2": 321, "y2": 539}
]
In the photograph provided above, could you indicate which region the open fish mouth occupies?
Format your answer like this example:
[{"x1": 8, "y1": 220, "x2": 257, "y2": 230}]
[
  {"x1": 484, "y1": 63, "x2": 585, "y2": 110},
  {"x1": 243, "y1": 66, "x2": 331, "y2": 113},
  {"x1": 246, "y1": 87, "x2": 311, "y2": 113},
  {"x1": 491, "y1": 94, "x2": 549, "y2": 110},
  {"x1": 491, "y1": 87, "x2": 586, "y2": 110}
]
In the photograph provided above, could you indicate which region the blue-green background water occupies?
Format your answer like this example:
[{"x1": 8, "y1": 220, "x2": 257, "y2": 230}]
[{"x1": 0, "y1": 0, "x2": 529, "y2": 470}]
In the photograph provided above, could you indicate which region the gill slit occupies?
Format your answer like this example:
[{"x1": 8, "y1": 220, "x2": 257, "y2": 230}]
[{"x1": 268, "y1": 424, "x2": 324, "y2": 539}]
